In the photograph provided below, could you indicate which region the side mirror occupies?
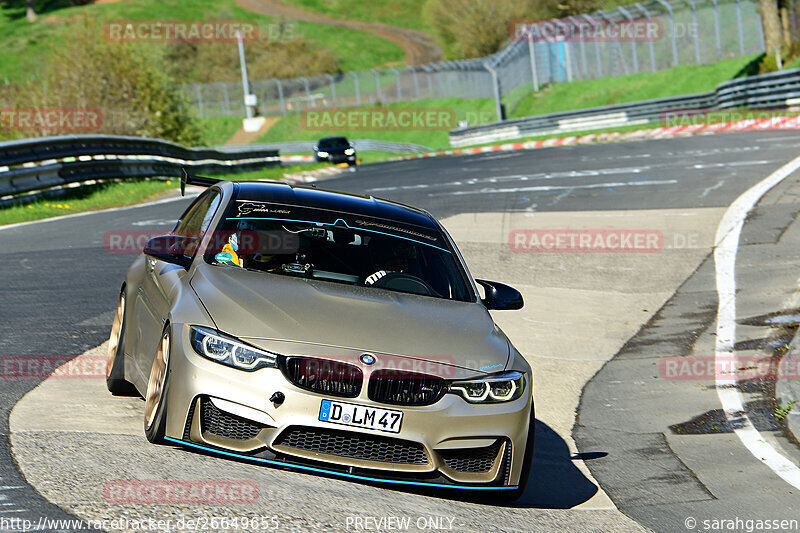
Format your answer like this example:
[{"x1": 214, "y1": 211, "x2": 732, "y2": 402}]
[
  {"x1": 475, "y1": 279, "x2": 524, "y2": 310},
  {"x1": 143, "y1": 235, "x2": 198, "y2": 270},
  {"x1": 312, "y1": 145, "x2": 318, "y2": 152}
]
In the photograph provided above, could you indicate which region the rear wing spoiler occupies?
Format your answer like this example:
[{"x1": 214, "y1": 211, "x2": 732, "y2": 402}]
[{"x1": 180, "y1": 168, "x2": 222, "y2": 196}]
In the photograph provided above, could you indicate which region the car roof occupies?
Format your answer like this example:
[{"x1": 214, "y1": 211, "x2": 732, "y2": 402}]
[
  {"x1": 232, "y1": 181, "x2": 439, "y2": 230},
  {"x1": 318, "y1": 136, "x2": 348, "y2": 143}
]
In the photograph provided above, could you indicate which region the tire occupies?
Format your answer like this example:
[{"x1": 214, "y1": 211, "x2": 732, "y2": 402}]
[
  {"x1": 144, "y1": 325, "x2": 171, "y2": 444},
  {"x1": 106, "y1": 290, "x2": 137, "y2": 395}
]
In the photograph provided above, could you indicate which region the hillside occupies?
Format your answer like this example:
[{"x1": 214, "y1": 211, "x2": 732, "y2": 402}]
[{"x1": 0, "y1": 0, "x2": 404, "y2": 83}]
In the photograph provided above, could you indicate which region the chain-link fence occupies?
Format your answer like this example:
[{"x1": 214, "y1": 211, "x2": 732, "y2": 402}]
[{"x1": 183, "y1": 0, "x2": 765, "y2": 121}]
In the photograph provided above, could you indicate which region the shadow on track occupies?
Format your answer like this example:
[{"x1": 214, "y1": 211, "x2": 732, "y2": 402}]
[{"x1": 515, "y1": 420, "x2": 600, "y2": 509}]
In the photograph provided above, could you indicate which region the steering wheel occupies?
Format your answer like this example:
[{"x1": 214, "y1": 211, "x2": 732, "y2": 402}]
[{"x1": 368, "y1": 271, "x2": 440, "y2": 297}]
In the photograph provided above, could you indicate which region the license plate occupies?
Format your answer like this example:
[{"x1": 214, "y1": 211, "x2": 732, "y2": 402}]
[{"x1": 318, "y1": 399, "x2": 403, "y2": 434}]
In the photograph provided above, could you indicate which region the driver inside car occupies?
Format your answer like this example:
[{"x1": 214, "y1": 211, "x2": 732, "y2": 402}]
[{"x1": 365, "y1": 238, "x2": 411, "y2": 286}]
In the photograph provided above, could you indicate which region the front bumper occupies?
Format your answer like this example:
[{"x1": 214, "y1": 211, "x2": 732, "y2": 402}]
[
  {"x1": 315, "y1": 153, "x2": 356, "y2": 164},
  {"x1": 164, "y1": 324, "x2": 533, "y2": 489}
]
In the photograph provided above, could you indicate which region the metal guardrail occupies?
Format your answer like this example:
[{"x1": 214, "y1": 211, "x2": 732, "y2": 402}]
[
  {"x1": 0, "y1": 135, "x2": 280, "y2": 197},
  {"x1": 450, "y1": 69, "x2": 800, "y2": 147},
  {"x1": 217, "y1": 140, "x2": 433, "y2": 154}
]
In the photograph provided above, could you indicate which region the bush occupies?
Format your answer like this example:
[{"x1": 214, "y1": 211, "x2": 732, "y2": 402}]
[
  {"x1": 423, "y1": 0, "x2": 541, "y2": 58},
  {"x1": 164, "y1": 19, "x2": 341, "y2": 83},
  {"x1": 1, "y1": 18, "x2": 202, "y2": 145}
]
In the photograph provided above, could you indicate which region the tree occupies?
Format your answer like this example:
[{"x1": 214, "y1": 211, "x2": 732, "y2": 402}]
[
  {"x1": 759, "y1": 0, "x2": 785, "y2": 55},
  {"x1": 25, "y1": 0, "x2": 35, "y2": 22}
]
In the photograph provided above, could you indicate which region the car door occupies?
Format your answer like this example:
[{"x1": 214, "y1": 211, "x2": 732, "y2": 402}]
[{"x1": 133, "y1": 189, "x2": 222, "y2": 381}]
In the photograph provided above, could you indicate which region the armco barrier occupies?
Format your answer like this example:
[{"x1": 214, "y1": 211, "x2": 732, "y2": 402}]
[
  {"x1": 450, "y1": 69, "x2": 800, "y2": 147},
  {"x1": 0, "y1": 135, "x2": 280, "y2": 197}
]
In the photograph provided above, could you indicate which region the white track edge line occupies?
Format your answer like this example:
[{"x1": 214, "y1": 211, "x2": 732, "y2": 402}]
[{"x1": 714, "y1": 154, "x2": 800, "y2": 488}]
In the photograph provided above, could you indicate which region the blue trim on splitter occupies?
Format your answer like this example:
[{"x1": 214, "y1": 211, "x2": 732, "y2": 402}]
[{"x1": 164, "y1": 437, "x2": 516, "y2": 491}]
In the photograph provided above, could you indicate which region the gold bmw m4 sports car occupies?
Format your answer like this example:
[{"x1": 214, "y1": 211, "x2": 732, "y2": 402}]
[{"x1": 106, "y1": 174, "x2": 534, "y2": 500}]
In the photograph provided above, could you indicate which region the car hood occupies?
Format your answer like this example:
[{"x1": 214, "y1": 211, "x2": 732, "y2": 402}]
[{"x1": 190, "y1": 264, "x2": 510, "y2": 374}]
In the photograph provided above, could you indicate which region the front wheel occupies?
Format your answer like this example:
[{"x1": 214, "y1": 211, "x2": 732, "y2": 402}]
[{"x1": 144, "y1": 326, "x2": 171, "y2": 444}]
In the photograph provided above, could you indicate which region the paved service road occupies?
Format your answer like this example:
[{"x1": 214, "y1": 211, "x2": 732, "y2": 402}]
[{"x1": 2, "y1": 131, "x2": 800, "y2": 532}]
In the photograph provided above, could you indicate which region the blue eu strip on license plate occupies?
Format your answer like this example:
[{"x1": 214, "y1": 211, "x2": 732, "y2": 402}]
[{"x1": 319, "y1": 399, "x2": 403, "y2": 434}]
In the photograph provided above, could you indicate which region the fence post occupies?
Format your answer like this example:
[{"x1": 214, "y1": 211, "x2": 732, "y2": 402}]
[
  {"x1": 555, "y1": 21, "x2": 574, "y2": 81},
  {"x1": 348, "y1": 71, "x2": 361, "y2": 106},
  {"x1": 635, "y1": 3, "x2": 658, "y2": 71},
  {"x1": 710, "y1": 0, "x2": 722, "y2": 59},
  {"x1": 194, "y1": 84, "x2": 205, "y2": 118},
  {"x1": 220, "y1": 82, "x2": 231, "y2": 115},
  {"x1": 389, "y1": 67, "x2": 402, "y2": 101},
  {"x1": 422, "y1": 65, "x2": 434, "y2": 98},
  {"x1": 735, "y1": 0, "x2": 746, "y2": 55},
  {"x1": 408, "y1": 67, "x2": 420, "y2": 99},
  {"x1": 273, "y1": 79, "x2": 286, "y2": 116},
  {"x1": 324, "y1": 74, "x2": 336, "y2": 106},
  {"x1": 484, "y1": 63, "x2": 503, "y2": 122},
  {"x1": 300, "y1": 76, "x2": 312, "y2": 109},
  {"x1": 370, "y1": 69, "x2": 383, "y2": 102},
  {"x1": 685, "y1": 0, "x2": 702, "y2": 64},
  {"x1": 616, "y1": 6, "x2": 640, "y2": 73},
  {"x1": 568, "y1": 16, "x2": 589, "y2": 79},
  {"x1": 582, "y1": 14, "x2": 603, "y2": 78},
  {"x1": 654, "y1": 0, "x2": 679, "y2": 66},
  {"x1": 526, "y1": 27, "x2": 540, "y2": 92}
]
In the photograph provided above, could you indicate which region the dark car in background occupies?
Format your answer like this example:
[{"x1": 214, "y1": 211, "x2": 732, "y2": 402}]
[{"x1": 313, "y1": 136, "x2": 357, "y2": 166}]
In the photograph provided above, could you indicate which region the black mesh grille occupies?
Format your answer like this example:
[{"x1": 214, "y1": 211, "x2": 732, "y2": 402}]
[
  {"x1": 368, "y1": 369, "x2": 445, "y2": 406},
  {"x1": 502, "y1": 439, "x2": 513, "y2": 485},
  {"x1": 282, "y1": 357, "x2": 362, "y2": 398},
  {"x1": 275, "y1": 426, "x2": 428, "y2": 465},
  {"x1": 201, "y1": 397, "x2": 265, "y2": 441},
  {"x1": 440, "y1": 441, "x2": 503, "y2": 473}
]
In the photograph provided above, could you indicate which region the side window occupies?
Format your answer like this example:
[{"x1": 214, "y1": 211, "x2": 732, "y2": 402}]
[
  {"x1": 174, "y1": 190, "x2": 221, "y2": 236},
  {"x1": 172, "y1": 189, "x2": 222, "y2": 257}
]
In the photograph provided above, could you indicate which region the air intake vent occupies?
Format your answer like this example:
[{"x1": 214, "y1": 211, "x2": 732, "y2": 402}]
[
  {"x1": 368, "y1": 369, "x2": 445, "y2": 406},
  {"x1": 282, "y1": 357, "x2": 362, "y2": 398},
  {"x1": 440, "y1": 440, "x2": 503, "y2": 473},
  {"x1": 201, "y1": 397, "x2": 264, "y2": 441},
  {"x1": 275, "y1": 426, "x2": 428, "y2": 465}
]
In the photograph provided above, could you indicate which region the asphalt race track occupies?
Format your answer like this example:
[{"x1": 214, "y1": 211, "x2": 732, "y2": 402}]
[{"x1": 2, "y1": 130, "x2": 800, "y2": 532}]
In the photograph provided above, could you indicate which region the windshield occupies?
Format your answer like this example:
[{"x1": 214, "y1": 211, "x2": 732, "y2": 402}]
[
  {"x1": 318, "y1": 137, "x2": 349, "y2": 149},
  {"x1": 205, "y1": 199, "x2": 473, "y2": 302}
]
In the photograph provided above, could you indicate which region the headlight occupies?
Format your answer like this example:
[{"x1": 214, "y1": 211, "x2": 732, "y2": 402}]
[
  {"x1": 344, "y1": 148, "x2": 355, "y2": 155},
  {"x1": 317, "y1": 151, "x2": 329, "y2": 157},
  {"x1": 449, "y1": 371, "x2": 525, "y2": 403},
  {"x1": 190, "y1": 326, "x2": 278, "y2": 371}
]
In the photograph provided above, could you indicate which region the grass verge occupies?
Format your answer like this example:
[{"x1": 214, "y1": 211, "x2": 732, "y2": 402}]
[
  {"x1": 0, "y1": 179, "x2": 178, "y2": 226},
  {"x1": 508, "y1": 54, "x2": 761, "y2": 118}
]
